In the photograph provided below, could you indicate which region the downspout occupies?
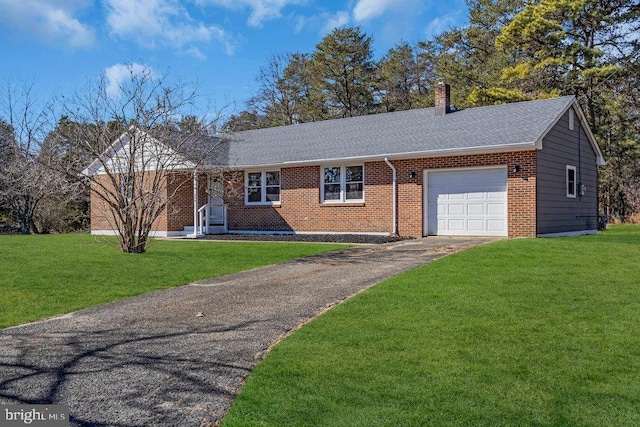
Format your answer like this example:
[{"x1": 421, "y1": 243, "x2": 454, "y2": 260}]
[
  {"x1": 192, "y1": 169, "x2": 199, "y2": 236},
  {"x1": 384, "y1": 158, "x2": 397, "y2": 236}
]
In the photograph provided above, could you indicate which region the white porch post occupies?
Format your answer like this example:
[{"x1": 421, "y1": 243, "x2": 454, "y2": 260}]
[
  {"x1": 193, "y1": 169, "x2": 198, "y2": 234},
  {"x1": 187, "y1": 169, "x2": 202, "y2": 238}
]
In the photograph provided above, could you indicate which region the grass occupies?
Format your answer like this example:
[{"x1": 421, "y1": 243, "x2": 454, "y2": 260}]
[
  {"x1": 0, "y1": 233, "x2": 347, "y2": 329},
  {"x1": 222, "y1": 225, "x2": 640, "y2": 427}
]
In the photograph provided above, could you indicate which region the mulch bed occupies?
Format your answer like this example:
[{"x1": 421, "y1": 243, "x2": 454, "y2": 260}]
[{"x1": 202, "y1": 233, "x2": 410, "y2": 244}]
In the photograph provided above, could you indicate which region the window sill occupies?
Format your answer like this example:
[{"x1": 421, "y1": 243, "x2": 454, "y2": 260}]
[
  {"x1": 320, "y1": 202, "x2": 365, "y2": 207},
  {"x1": 244, "y1": 203, "x2": 281, "y2": 208}
]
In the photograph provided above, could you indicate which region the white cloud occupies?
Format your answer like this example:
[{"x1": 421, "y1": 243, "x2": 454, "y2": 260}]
[
  {"x1": 0, "y1": 0, "x2": 95, "y2": 49},
  {"x1": 105, "y1": 0, "x2": 235, "y2": 56},
  {"x1": 199, "y1": 0, "x2": 302, "y2": 27},
  {"x1": 104, "y1": 63, "x2": 155, "y2": 98},
  {"x1": 352, "y1": 0, "x2": 413, "y2": 22},
  {"x1": 320, "y1": 11, "x2": 350, "y2": 34},
  {"x1": 424, "y1": 13, "x2": 459, "y2": 38}
]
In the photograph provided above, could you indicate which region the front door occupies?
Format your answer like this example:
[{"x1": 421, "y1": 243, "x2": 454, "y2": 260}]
[{"x1": 208, "y1": 174, "x2": 225, "y2": 226}]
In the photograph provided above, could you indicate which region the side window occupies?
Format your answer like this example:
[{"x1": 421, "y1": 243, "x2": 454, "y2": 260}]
[
  {"x1": 322, "y1": 165, "x2": 364, "y2": 203},
  {"x1": 566, "y1": 165, "x2": 576, "y2": 198},
  {"x1": 323, "y1": 166, "x2": 342, "y2": 201},
  {"x1": 247, "y1": 172, "x2": 262, "y2": 203},
  {"x1": 245, "y1": 170, "x2": 281, "y2": 205},
  {"x1": 265, "y1": 171, "x2": 281, "y2": 202},
  {"x1": 345, "y1": 166, "x2": 364, "y2": 200}
]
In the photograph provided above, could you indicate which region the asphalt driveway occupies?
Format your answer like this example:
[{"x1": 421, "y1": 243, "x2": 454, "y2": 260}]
[{"x1": 0, "y1": 236, "x2": 496, "y2": 426}]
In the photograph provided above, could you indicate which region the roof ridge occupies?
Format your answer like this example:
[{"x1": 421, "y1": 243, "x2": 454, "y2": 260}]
[{"x1": 238, "y1": 95, "x2": 575, "y2": 135}]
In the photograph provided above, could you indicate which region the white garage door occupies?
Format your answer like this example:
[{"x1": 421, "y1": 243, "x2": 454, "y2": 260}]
[{"x1": 425, "y1": 167, "x2": 508, "y2": 236}]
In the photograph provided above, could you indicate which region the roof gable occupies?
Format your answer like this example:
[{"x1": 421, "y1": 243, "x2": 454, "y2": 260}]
[{"x1": 82, "y1": 128, "x2": 196, "y2": 176}]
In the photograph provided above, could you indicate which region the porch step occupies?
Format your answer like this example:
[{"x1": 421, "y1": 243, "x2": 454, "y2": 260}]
[
  {"x1": 182, "y1": 225, "x2": 227, "y2": 235},
  {"x1": 207, "y1": 225, "x2": 227, "y2": 234}
]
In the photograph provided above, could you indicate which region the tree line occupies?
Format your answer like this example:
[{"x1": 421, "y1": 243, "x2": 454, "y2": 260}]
[{"x1": 225, "y1": 0, "x2": 639, "y2": 220}]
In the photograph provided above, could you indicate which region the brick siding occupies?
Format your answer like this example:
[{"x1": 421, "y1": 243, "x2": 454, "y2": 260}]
[
  {"x1": 89, "y1": 171, "x2": 207, "y2": 234},
  {"x1": 225, "y1": 165, "x2": 393, "y2": 234},
  {"x1": 224, "y1": 150, "x2": 538, "y2": 238},
  {"x1": 91, "y1": 151, "x2": 538, "y2": 238},
  {"x1": 166, "y1": 172, "x2": 207, "y2": 232}
]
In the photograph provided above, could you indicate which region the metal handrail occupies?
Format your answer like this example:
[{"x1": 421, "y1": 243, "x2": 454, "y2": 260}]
[{"x1": 197, "y1": 203, "x2": 209, "y2": 235}]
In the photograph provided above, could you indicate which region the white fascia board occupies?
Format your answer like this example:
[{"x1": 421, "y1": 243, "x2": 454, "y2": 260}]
[
  {"x1": 571, "y1": 100, "x2": 606, "y2": 165},
  {"x1": 85, "y1": 130, "x2": 196, "y2": 176},
  {"x1": 227, "y1": 142, "x2": 537, "y2": 170},
  {"x1": 81, "y1": 131, "x2": 132, "y2": 176}
]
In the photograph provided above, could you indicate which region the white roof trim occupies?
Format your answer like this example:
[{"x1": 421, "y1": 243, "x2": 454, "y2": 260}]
[
  {"x1": 81, "y1": 126, "x2": 196, "y2": 176},
  {"x1": 228, "y1": 142, "x2": 537, "y2": 170}
]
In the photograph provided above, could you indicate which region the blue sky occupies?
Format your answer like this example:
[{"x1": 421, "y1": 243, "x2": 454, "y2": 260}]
[{"x1": 0, "y1": 0, "x2": 469, "y2": 119}]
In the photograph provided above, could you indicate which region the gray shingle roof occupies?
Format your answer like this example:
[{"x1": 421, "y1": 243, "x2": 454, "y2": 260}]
[{"x1": 218, "y1": 96, "x2": 586, "y2": 168}]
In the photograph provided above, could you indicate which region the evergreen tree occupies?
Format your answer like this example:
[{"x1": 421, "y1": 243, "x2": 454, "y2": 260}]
[
  {"x1": 376, "y1": 42, "x2": 433, "y2": 112},
  {"x1": 312, "y1": 27, "x2": 377, "y2": 118}
]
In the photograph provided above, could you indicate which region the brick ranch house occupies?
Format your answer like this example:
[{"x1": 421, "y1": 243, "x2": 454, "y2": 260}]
[{"x1": 86, "y1": 83, "x2": 605, "y2": 239}]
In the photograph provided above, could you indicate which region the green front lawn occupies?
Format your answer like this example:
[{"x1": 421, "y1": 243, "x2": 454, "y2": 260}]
[
  {"x1": 223, "y1": 225, "x2": 640, "y2": 426},
  {"x1": 0, "y1": 234, "x2": 347, "y2": 329}
]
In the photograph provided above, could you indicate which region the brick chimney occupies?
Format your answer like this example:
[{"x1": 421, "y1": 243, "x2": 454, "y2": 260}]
[{"x1": 435, "y1": 80, "x2": 451, "y2": 116}]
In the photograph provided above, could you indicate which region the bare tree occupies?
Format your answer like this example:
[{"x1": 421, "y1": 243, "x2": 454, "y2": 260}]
[
  {"x1": 62, "y1": 65, "x2": 224, "y2": 253},
  {"x1": 0, "y1": 80, "x2": 84, "y2": 234}
]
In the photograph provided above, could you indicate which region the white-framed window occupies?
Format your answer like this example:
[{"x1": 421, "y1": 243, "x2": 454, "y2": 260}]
[
  {"x1": 245, "y1": 170, "x2": 281, "y2": 205},
  {"x1": 322, "y1": 165, "x2": 364, "y2": 203},
  {"x1": 566, "y1": 165, "x2": 577, "y2": 198}
]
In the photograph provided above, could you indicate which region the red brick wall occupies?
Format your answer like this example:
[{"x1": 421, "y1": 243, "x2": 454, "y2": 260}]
[
  {"x1": 90, "y1": 171, "x2": 207, "y2": 234},
  {"x1": 225, "y1": 163, "x2": 394, "y2": 234},
  {"x1": 166, "y1": 172, "x2": 207, "y2": 232},
  {"x1": 91, "y1": 151, "x2": 538, "y2": 238},
  {"x1": 224, "y1": 151, "x2": 538, "y2": 238},
  {"x1": 90, "y1": 172, "x2": 170, "y2": 233},
  {"x1": 90, "y1": 175, "x2": 117, "y2": 232}
]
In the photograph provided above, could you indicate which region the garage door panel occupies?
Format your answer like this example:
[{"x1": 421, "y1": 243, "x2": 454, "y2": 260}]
[
  {"x1": 467, "y1": 203, "x2": 485, "y2": 215},
  {"x1": 447, "y1": 219, "x2": 465, "y2": 230},
  {"x1": 467, "y1": 192, "x2": 486, "y2": 200},
  {"x1": 487, "y1": 190, "x2": 505, "y2": 199},
  {"x1": 487, "y1": 203, "x2": 506, "y2": 215},
  {"x1": 426, "y1": 167, "x2": 508, "y2": 237},
  {"x1": 447, "y1": 192, "x2": 465, "y2": 200},
  {"x1": 487, "y1": 219, "x2": 507, "y2": 231},
  {"x1": 467, "y1": 219, "x2": 485, "y2": 231},
  {"x1": 448, "y1": 204, "x2": 465, "y2": 215}
]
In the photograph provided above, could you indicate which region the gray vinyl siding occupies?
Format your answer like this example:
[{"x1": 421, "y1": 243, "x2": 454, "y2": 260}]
[{"x1": 536, "y1": 107, "x2": 598, "y2": 235}]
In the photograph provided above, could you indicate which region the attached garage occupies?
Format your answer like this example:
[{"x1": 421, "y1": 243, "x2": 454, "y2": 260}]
[{"x1": 424, "y1": 166, "x2": 508, "y2": 237}]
